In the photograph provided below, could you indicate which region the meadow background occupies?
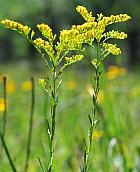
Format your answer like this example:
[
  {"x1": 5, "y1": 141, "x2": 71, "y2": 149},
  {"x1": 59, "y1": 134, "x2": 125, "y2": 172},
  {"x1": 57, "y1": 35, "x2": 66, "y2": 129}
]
[{"x1": 0, "y1": 0, "x2": 140, "y2": 171}]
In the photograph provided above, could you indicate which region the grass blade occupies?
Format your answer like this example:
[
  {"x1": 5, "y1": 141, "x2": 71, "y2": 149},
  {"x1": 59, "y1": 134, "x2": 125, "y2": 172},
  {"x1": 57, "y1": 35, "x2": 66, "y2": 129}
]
[
  {"x1": 0, "y1": 131, "x2": 17, "y2": 172},
  {"x1": 0, "y1": 76, "x2": 7, "y2": 159},
  {"x1": 37, "y1": 156, "x2": 45, "y2": 172},
  {"x1": 24, "y1": 77, "x2": 35, "y2": 172}
]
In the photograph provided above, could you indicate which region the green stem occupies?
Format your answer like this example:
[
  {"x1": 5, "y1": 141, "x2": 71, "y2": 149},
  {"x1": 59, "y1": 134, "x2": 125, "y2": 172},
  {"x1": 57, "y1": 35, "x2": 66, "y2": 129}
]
[
  {"x1": 2, "y1": 76, "x2": 7, "y2": 139},
  {"x1": 0, "y1": 76, "x2": 7, "y2": 159},
  {"x1": 82, "y1": 43, "x2": 100, "y2": 172},
  {"x1": 48, "y1": 66, "x2": 57, "y2": 172},
  {"x1": 24, "y1": 77, "x2": 35, "y2": 172}
]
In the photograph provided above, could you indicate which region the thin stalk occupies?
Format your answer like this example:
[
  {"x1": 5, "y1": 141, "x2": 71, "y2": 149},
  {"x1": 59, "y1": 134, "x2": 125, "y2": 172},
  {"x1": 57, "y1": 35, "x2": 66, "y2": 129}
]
[
  {"x1": 24, "y1": 77, "x2": 35, "y2": 172},
  {"x1": 82, "y1": 43, "x2": 101, "y2": 172},
  {"x1": 2, "y1": 76, "x2": 7, "y2": 138},
  {"x1": 0, "y1": 76, "x2": 7, "y2": 159},
  {"x1": 0, "y1": 131, "x2": 17, "y2": 172},
  {"x1": 48, "y1": 66, "x2": 57, "y2": 172},
  {"x1": 37, "y1": 156, "x2": 45, "y2": 172}
]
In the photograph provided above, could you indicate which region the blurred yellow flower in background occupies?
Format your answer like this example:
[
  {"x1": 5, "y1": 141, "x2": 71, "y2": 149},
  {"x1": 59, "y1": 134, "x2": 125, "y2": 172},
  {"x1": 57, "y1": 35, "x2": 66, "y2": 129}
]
[
  {"x1": 86, "y1": 84, "x2": 104, "y2": 104},
  {"x1": 21, "y1": 80, "x2": 32, "y2": 91},
  {"x1": 0, "y1": 98, "x2": 5, "y2": 112},
  {"x1": 65, "y1": 79, "x2": 78, "y2": 90},
  {"x1": 92, "y1": 130, "x2": 103, "y2": 140},
  {"x1": 107, "y1": 65, "x2": 127, "y2": 80},
  {"x1": 6, "y1": 81, "x2": 15, "y2": 93},
  {"x1": 0, "y1": 75, "x2": 15, "y2": 93}
]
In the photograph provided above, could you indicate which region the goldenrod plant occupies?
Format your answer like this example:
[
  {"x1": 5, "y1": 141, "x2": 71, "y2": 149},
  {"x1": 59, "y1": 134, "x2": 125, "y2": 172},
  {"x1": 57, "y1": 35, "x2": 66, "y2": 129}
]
[
  {"x1": 1, "y1": 5, "x2": 131, "y2": 172},
  {"x1": 1, "y1": 17, "x2": 84, "y2": 172},
  {"x1": 73, "y1": 5, "x2": 130, "y2": 172}
]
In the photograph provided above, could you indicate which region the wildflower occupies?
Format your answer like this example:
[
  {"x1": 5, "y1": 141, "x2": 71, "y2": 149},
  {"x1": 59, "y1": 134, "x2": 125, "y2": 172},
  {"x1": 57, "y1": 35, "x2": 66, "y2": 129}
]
[
  {"x1": 21, "y1": 81, "x2": 32, "y2": 91},
  {"x1": 58, "y1": 29, "x2": 82, "y2": 51},
  {"x1": 6, "y1": 81, "x2": 15, "y2": 93},
  {"x1": 103, "y1": 30, "x2": 127, "y2": 40},
  {"x1": 107, "y1": 65, "x2": 127, "y2": 80},
  {"x1": 76, "y1": 5, "x2": 95, "y2": 22},
  {"x1": 37, "y1": 23, "x2": 54, "y2": 40},
  {"x1": 65, "y1": 55, "x2": 83, "y2": 65},
  {"x1": 92, "y1": 130, "x2": 103, "y2": 140},
  {"x1": 109, "y1": 14, "x2": 131, "y2": 24},
  {"x1": 103, "y1": 43, "x2": 121, "y2": 55},
  {"x1": 0, "y1": 98, "x2": 6, "y2": 112},
  {"x1": 38, "y1": 78, "x2": 48, "y2": 92},
  {"x1": 33, "y1": 38, "x2": 54, "y2": 58},
  {"x1": 1, "y1": 19, "x2": 31, "y2": 36}
]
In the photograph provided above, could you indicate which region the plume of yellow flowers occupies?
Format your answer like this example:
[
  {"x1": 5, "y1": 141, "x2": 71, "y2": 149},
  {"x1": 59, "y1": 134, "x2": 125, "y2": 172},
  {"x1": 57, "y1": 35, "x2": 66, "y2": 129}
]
[
  {"x1": 103, "y1": 30, "x2": 127, "y2": 40},
  {"x1": 102, "y1": 43, "x2": 121, "y2": 55},
  {"x1": 37, "y1": 23, "x2": 54, "y2": 40},
  {"x1": 1, "y1": 18, "x2": 84, "y2": 73},
  {"x1": 76, "y1": 5, "x2": 95, "y2": 22},
  {"x1": 75, "y1": 5, "x2": 131, "y2": 67},
  {"x1": 1, "y1": 19, "x2": 31, "y2": 36},
  {"x1": 33, "y1": 38, "x2": 54, "y2": 58},
  {"x1": 65, "y1": 55, "x2": 83, "y2": 65}
]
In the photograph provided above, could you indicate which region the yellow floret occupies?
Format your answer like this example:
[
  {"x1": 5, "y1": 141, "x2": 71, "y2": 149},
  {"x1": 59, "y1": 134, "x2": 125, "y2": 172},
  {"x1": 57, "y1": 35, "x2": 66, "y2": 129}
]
[
  {"x1": 37, "y1": 23, "x2": 53, "y2": 39},
  {"x1": 76, "y1": 5, "x2": 95, "y2": 22},
  {"x1": 103, "y1": 43, "x2": 121, "y2": 55},
  {"x1": 1, "y1": 19, "x2": 31, "y2": 36}
]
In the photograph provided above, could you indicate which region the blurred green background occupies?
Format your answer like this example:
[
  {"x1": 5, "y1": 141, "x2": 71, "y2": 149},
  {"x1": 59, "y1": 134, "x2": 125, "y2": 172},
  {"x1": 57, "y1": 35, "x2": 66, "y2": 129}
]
[{"x1": 0, "y1": 0, "x2": 140, "y2": 172}]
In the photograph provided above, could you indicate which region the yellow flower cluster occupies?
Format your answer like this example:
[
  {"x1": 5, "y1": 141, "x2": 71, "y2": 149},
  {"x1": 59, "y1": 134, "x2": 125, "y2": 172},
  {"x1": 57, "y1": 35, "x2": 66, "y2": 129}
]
[
  {"x1": 75, "y1": 6, "x2": 131, "y2": 44},
  {"x1": 103, "y1": 43, "x2": 121, "y2": 55},
  {"x1": 76, "y1": 5, "x2": 95, "y2": 22},
  {"x1": 1, "y1": 6, "x2": 131, "y2": 68},
  {"x1": 33, "y1": 38, "x2": 54, "y2": 57},
  {"x1": 38, "y1": 78, "x2": 47, "y2": 91},
  {"x1": 103, "y1": 30, "x2": 127, "y2": 39},
  {"x1": 58, "y1": 29, "x2": 82, "y2": 51},
  {"x1": 58, "y1": 22, "x2": 97, "y2": 51},
  {"x1": 37, "y1": 23, "x2": 54, "y2": 40},
  {"x1": 97, "y1": 14, "x2": 131, "y2": 28},
  {"x1": 109, "y1": 14, "x2": 131, "y2": 24},
  {"x1": 65, "y1": 55, "x2": 83, "y2": 65},
  {"x1": 1, "y1": 19, "x2": 31, "y2": 36},
  {"x1": 72, "y1": 22, "x2": 97, "y2": 34}
]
